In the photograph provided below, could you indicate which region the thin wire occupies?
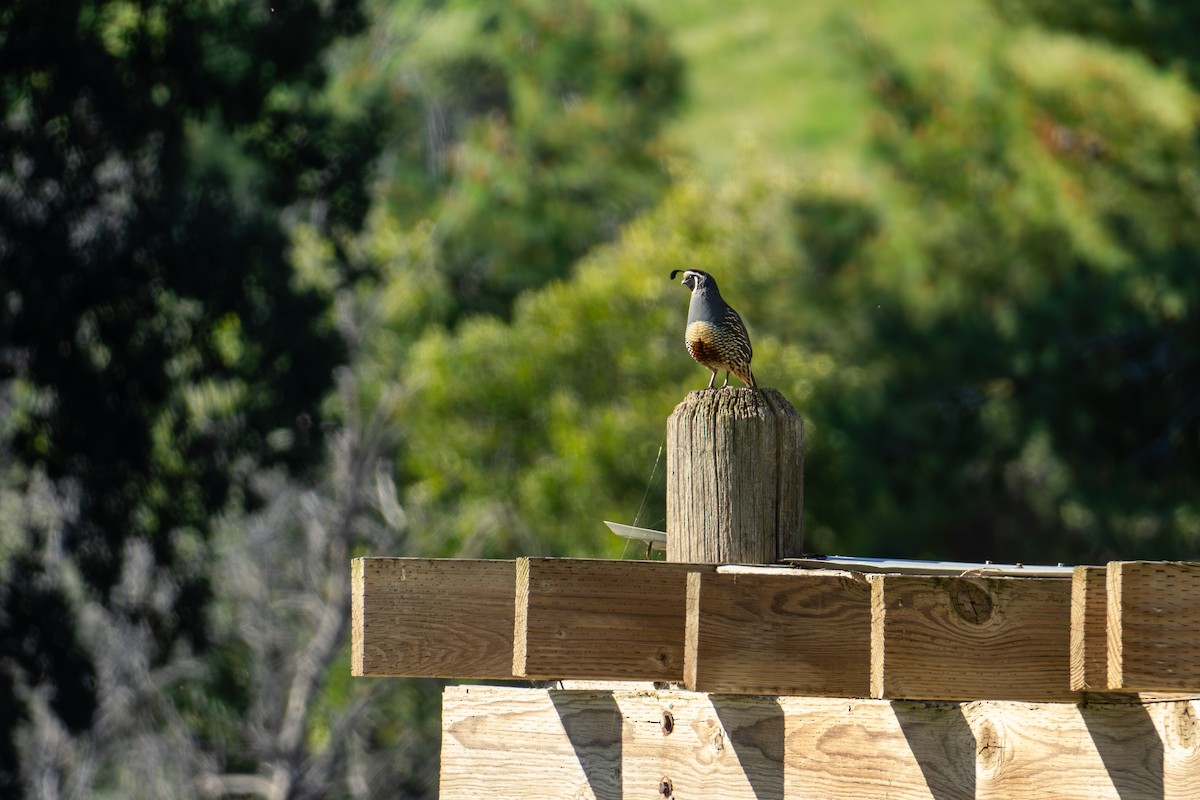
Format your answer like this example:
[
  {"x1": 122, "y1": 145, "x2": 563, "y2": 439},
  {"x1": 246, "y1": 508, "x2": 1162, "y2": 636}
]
[
  {"x1": 633, "y1": 432, "x2": 667, "y2": 529},
  {"x1": 618, "y1": 431, "x2": 667, "y2": 561}
]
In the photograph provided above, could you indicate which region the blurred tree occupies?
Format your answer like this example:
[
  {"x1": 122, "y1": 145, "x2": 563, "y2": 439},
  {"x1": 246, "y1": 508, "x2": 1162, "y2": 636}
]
[
  {"x1": 399, "y1": 166, "x2": 871, "y2": 558},
  {"x1": 5, "y1": 381, "x2": 429, "y2": 799},
  {"x1": 990, "y1": 0, "x2": 1200, "y2": 85},
  {"x1": 336, "y1": 0, "x2": 687, "y2": 554},
  {"x1": 2, "y1": 0, "x2": 685, "y2": 788},
  {"x1": 354, "y1": 0, "x2": 683, "y2": 321},
  {"x1": 832, "y1": 27, "x2": 1200, "y2": 562},
  {"x1": 0, "y1": 0, "x2": 386, "y2": 788},
  {"x1": 397, "y1": 14, "x2": 1200, "y2": 569},
  {"x1": 434, "y1": 0, "x2": 683, "y2": 317},
  {"x1": 16, "y1": 0, "x2": 1200, "y2": 793}
]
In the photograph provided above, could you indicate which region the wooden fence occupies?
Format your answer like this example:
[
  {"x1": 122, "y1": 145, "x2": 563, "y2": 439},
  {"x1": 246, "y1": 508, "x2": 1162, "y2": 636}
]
[
  {"x1": 353, "y1": 556, "x2": 1200, "y2": 798},
  {"x1": 351, "y1": 390, "x2": 1200, "y2": 798}
]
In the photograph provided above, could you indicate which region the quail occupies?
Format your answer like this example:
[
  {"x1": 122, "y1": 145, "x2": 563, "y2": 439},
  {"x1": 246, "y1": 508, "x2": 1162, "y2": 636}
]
[{"x1": 670, "y1": 269, "x2": 756, "y2": 389}]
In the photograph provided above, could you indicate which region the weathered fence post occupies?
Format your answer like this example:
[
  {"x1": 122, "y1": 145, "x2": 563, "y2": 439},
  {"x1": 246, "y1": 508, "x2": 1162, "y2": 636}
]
[{"x1": 666, "y1": 387, "x2": 804, "y2": 563}]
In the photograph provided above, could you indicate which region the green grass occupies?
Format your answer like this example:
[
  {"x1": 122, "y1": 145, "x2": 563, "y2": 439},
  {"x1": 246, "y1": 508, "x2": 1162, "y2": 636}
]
[
  {"x1": 364, "y1": 0, "x2": 1001, "y2": 175},
  {"x1": 634, "y1": 0, "x2": 1000, "y2": 174}
]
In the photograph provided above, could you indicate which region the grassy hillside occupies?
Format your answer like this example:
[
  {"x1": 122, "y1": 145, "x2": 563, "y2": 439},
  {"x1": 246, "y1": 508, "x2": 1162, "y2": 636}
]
[
  {"x1": 636, "y1": 0, "x2": 1000, "y2": 173},
  {"x1": 372, "y1": 0, "x2": 998, "y2": 174}
]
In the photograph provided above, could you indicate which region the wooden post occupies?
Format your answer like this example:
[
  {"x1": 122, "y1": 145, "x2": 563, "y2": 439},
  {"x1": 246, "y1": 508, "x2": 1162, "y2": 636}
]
[{"x1": 666, "y1": 387, "x2": 803, "y2": 564}]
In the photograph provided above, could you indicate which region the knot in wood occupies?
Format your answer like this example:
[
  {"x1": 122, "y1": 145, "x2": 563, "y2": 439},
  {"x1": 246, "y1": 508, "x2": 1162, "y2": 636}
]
[
  {"x1": 975, "y1": 718, "x2": 1004, "y2": 774},
  {"x1": 951, "y1": 581, "x2": 994, "y2": 625},
  {"x1": 1169, "y1": 702, "x2": 1199, "y2": 749}
]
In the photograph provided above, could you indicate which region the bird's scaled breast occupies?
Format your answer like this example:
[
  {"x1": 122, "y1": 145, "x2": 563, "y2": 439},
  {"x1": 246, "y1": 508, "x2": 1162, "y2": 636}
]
[{"x1": 685, "y1": 320, "x2": 728, "y2": 366}]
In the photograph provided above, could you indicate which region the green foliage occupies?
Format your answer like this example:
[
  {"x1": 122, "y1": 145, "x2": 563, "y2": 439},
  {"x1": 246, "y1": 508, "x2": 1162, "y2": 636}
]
[
  {"x1": 8, "y1": 0, "x2": 1200, "y2": 794},
  {"x1": 631, "y1": 0, "x2": 998, "y2": 174},
  {"x1": 366, "y1": 0, "x2": 683, "y2": 319},
  {"x1": 397, "y1": 10, "x2": 1200, "y2": 569},
  {"x1": 990, "y1": 0, "x2": 1200, "y2": 86},
  {"x1": 456, "y1": 0, "x2": 680, "y2": 311},
  {"x1": 835, "y1": 28, "x2": 1200, "y2": 561},
  {"x1": 0, "y1": 0, "x2": 377, "y2": 594},
  {"x1": 166, "y1": 637, "x2": 257, "y2": 774},
  {"x1": 339, "y1": 0, "x2": 689, "y2": 560},
  {"x1": 400, "y1": 165, "x2": 874, "y2": 557},
  {"x1": 0, "y1": 0, "x2": 383, "y2": 787}
]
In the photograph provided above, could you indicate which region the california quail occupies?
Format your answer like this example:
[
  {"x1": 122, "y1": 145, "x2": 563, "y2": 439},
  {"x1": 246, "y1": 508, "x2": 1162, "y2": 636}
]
[{"x1": 670, "y1": 269, "x2": 756, "y2": 389}]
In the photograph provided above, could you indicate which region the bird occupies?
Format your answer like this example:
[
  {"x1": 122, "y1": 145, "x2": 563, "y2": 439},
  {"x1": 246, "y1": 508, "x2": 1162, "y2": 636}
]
[{"x1": 669, "y1": 269, "x2": 756, "y2": 389}]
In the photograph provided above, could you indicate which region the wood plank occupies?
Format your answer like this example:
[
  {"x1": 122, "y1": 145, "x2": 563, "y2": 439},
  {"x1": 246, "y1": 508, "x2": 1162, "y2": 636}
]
[
  {"x1": 440, "y1": 685, "x2": 1200, "y2": 800},
  {"x1": 351, "y1": 557, "x2": 515, "y2": 678},
  {"x1": 1108, "y1": 561, "x2": 1200, "y2": 692},
  {"x1": 1072, "y1": 565, "x2": 1109, "y2": 691},
  {"x1": 871, "y1": 574, "x2": 1075, "y2": 701},
  {"x1": 513, "y1": 558, "x2": 713, "y2": 681},
  {"x1": 683, "y1": 569, "x2": 871, "y2": 695}
]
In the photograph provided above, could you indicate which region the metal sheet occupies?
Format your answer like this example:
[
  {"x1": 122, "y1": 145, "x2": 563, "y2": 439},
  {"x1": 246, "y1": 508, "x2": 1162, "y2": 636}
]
[{"x1": 604, "y1": 521, "x2": 1075, "y2": 576}]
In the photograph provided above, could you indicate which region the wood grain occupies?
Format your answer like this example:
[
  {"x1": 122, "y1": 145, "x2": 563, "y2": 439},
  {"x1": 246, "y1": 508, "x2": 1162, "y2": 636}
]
[
  {"x1": 351, "y1": 557, "x2": 515, "y2": 678},
  {"x1": 871, "y1": 574, "x2": 1075, "y2": 701},
  {"x1": 440, "y1": 685, "x2": 1200, "y2": 799},
  {"x1": 684, "y1": 569, "x2": 872, "y2": 695},
  {"x1": 1072, "y1": 565, "x2": 1109, "y2": 691},
  {"x1": 513, "y1": 558, "x2": 713, "y2": 681},
  {"x1": 1108, "y1": 561, "x2": 1200, "y2": 692},
  {"x1": 665, "y1": 388, "x2": 804, "y2": 564}
]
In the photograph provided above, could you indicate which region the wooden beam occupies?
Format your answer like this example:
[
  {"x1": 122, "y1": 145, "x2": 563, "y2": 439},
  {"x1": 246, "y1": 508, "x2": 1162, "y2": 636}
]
[
  {"x1": 871, "y1": 574, "x2": 1075, "y2": 701},
  {"x1": 683, "y1": 568, "x2": 871, "y2": 695},
  {"x1": 513, "y1": 558, "x2": 713, "y2": 681},
  {"x1": 351, "y1": 557, "x2": 515, "y2": 679},
  {"x1": 1072, "y1": 565, "x2": 1109, "y2": 691},
  {"x1": 440, "y1": 685, "x2": 1200, "y2": 799},
  {"x1": 1108, "y1": 561, "x2": 1200, "y2": 692}
]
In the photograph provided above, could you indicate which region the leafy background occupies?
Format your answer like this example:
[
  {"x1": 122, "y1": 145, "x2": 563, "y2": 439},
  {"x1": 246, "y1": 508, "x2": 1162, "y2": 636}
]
[{"x1": 3, "y1": 0, "x2": 1199, "y2": 795}]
